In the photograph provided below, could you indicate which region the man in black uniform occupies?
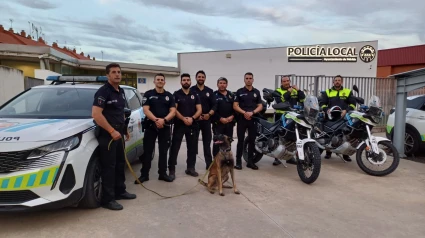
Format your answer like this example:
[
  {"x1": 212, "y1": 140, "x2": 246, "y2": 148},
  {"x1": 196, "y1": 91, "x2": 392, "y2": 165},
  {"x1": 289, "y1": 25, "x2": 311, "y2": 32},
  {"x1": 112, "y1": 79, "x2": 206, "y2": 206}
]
[
  {"x1": 233, "y1": 72, "x2": 263, "y2": 170},
  {"x1": 168, "y1": 73, "x2": 202, "y2": 179},
  {"x1": 92, "y1": 63, "x2": 136, "y2": 211},
  {"x1": 190, "y1": 70, "x2": 216, "y2": 169},
  {"x1": 135, "y1": 73, "x2": 176, "y2": 183},
  {"x1": 212, "y1": 77, "x2": 235, "y2": 157}
]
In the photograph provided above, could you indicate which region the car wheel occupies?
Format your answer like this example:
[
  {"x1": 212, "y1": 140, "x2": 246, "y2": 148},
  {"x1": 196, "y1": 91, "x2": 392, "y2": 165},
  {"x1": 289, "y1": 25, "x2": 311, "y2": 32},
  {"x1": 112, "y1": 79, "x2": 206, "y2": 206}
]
[
  {"x1": 78, "y1": 157, "x2": 102, "y2": 209},
  {"x1": 404, "y1": 127, "x2": 420, "y2": 156}
]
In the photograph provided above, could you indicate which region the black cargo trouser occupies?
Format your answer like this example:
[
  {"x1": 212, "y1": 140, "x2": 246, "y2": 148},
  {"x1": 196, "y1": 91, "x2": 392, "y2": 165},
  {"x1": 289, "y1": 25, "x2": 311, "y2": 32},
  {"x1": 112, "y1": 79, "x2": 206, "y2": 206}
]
[
  {"x1": 212, "y1": 122, "x2": 234, "y2": 157},
  {"x1": 196, "y1": 120, "x2": 213, "y2": 169},
  {"x1": 140, "y1": 123, "x2": 171, "y2": 177},
  {"x1": 168, "y1": 122, "x2": 198, "y2": 171},
  {"x1": 274, "y1": 113, "x2": 283, "y2": 122},
  {"x1": 97, "y1": 125, "x2": 126, "y2": 204},
  {"x1": 236, "y1": 119, "x2": 257, "y2": 165}
]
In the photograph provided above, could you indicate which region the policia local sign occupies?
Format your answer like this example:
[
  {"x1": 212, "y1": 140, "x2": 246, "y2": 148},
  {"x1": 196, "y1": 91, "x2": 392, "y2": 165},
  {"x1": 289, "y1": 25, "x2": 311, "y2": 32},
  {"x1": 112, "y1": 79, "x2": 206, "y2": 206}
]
[{"x1": 287, "y1": 45, "x2": 376, "y2": 63}]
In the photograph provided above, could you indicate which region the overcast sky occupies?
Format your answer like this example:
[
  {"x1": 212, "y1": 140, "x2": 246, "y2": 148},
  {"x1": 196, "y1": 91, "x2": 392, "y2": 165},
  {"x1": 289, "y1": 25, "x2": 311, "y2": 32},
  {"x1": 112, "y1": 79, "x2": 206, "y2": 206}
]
[{"x1": 1, "y1": 0, "x2": 424, "y2": 67}]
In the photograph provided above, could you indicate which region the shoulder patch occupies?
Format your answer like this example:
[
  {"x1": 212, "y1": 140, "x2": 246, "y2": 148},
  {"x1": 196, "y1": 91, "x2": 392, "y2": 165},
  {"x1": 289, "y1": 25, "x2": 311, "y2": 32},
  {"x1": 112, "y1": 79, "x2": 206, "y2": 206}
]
[{"x1": 97, "y1": 96, "x2": 106, "y2": 105}]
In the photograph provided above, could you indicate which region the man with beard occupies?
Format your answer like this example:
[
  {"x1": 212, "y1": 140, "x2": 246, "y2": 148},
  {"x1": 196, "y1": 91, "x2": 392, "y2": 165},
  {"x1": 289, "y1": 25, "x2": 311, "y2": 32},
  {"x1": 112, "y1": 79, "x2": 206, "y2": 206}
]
[
  {"x1": 233, "y1": 72, "x2": 263, "y2": 170},
  {"x1": 212, "y1": 77, "x2": 235, "y2": 157},
  {"x1": 168, "y1": 73, "x2": 202, "y2": 179},
  {"x1": 320, "y1": 75, "x2": 356, "y2": 162},
  {"x1": 190, "y1": 70, "x2": 216, "y2": 169},
  {"x1": 272, "y1": 75, "x2": 305, "y2": 166},
  {"x1": 135, "y1": 73, "x2": 176, "y2": 183}
]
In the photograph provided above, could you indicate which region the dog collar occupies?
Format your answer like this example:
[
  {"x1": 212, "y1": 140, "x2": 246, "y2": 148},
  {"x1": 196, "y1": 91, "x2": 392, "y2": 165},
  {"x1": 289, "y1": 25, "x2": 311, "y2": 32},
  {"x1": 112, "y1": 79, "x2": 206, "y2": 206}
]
[{"x1": 220, "y1": 148, "x2": 231, "y2": 152}]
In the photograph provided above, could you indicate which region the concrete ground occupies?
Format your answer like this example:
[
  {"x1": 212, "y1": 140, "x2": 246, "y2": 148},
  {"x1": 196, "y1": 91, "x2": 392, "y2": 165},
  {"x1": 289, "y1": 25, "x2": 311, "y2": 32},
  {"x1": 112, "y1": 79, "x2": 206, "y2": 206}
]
[{"x1": 1, "y1": 139, "x2": 425, "y2": 238}]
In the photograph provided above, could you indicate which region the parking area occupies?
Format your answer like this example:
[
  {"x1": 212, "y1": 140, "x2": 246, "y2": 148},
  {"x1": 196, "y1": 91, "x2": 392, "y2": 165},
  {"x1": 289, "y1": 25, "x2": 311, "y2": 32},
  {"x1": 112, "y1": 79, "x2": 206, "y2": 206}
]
[{"x1": 1, "y1": 139, "x2": 425, "y2": 238}]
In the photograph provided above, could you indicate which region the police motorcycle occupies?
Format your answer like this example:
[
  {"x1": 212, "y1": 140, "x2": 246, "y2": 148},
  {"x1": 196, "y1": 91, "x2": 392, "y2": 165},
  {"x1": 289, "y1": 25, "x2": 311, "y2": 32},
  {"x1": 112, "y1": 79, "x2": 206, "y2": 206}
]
[
  {"x1": 313, "y1": 85, "x2": 400, "y2": 176},
  {"x1": 242, "y1": 89, "x2": 322, "y2": 184}
]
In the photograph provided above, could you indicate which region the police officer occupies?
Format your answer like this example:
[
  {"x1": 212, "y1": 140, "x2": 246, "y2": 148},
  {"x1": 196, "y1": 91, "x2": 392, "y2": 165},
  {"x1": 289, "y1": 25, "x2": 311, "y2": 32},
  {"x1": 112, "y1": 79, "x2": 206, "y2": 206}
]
[
  {"x1": 168, "y1": 73, "x2": 202, "y2": 179},
  {"x1": 190, "y1": 70, "x2": 216, "y2": 169},
  {"x1": 273, "y1": 75, "x2": 306, "y2": 165},
  {"x1": 92, "y1": 63, "x2": 136, "y2": 211},
  {"x1": 136, "y1": 73, "x2": 175, "y2": 183},
  {"x1": 320, "y1": 75, "x2": 356, "y2": 162},
  {"x1": 233, "y1": 72, "x2": 263, "y2": 170},
  {"x1": 212, "y1": 77, "x2": 235, "y2": 157}
]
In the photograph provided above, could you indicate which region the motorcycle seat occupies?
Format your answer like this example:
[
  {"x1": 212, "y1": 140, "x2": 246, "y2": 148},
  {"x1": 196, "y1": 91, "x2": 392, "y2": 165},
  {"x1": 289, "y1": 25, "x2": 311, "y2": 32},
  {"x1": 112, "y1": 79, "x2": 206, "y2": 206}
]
[{"x1": 258, "y1": 118, "x2": 281, "y2": 129}]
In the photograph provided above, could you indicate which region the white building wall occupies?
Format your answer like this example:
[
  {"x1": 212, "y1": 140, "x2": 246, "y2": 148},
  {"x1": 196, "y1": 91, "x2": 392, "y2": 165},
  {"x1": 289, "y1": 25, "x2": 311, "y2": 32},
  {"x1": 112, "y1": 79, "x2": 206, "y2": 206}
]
[
  {"x1": 177, "y1": 40, "x2": 378, "y2": 94},
  {"x1": 136, "y1": 72, "x2": 180, "y2": 94},
  {"x1": 34, "y1": 69, "x2": 62, "y2": 84},
  {"x1": 0, "y1": 66, "x2": 25, "y2": 105}
]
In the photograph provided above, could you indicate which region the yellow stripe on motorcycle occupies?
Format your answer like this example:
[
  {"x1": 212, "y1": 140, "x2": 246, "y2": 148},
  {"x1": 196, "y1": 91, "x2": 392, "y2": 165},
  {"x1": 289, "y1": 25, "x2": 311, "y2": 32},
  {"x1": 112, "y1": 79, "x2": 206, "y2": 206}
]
[{"x1": 0, "y1": 166, "x2": 59, "y2": 191}]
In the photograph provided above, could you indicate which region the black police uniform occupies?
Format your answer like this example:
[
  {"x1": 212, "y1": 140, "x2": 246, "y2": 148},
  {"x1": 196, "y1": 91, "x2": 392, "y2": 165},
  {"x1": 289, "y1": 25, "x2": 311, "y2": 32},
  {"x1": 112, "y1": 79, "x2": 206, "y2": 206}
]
[
  {"x1": 190, "y1": 85, "x2": 216, "y2": 169},
  {"x1": 139, "y1": 89, "x2": 175, "y2": 181},
  {"x1": 93, "y1": 82, "x2": 129, "y2": 206},
  {"x1": 212, "y1": 89, "x2": 235, "y2": 157},
  {"x1": 168, "y1": 89, "x2": 201, "y2": 176},
  {"x1": 234, "y1": 86, "x2": 262, "y2": 169}
]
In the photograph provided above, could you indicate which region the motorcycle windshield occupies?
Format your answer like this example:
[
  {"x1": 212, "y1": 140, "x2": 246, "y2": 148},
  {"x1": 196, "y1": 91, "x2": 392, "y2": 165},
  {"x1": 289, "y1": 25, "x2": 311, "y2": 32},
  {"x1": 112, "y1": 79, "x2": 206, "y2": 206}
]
[
  {"x1": 368, "y1": 95, "x2": 381, "y2": 108},
  {"x1": 303, "y1": 95, "x2": 319, "y2": 123}
]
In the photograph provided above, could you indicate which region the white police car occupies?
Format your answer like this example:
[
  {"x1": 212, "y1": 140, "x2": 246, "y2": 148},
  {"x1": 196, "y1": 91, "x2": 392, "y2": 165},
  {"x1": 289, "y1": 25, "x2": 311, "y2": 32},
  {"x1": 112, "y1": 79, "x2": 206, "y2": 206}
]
[
  {"x1": 386, "y1": 94, "x2": 425, "y2": 155},
  {"x1": 0, "y1": 76, "x2": 145, "y2": 211}
]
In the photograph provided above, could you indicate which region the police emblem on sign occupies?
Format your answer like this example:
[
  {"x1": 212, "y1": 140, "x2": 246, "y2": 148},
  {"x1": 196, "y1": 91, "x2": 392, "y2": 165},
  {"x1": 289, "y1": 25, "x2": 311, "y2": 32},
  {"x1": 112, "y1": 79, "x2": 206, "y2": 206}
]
[{"x1": 98, "y1": 96, "x2": 106, "y2": 105}]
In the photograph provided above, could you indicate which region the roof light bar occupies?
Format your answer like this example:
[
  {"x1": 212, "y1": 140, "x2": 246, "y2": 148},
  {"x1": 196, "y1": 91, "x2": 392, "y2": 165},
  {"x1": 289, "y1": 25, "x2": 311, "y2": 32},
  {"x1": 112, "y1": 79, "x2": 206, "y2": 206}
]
[{"x1": 46, "y1": 75, "x2": 108, "y2": 82}]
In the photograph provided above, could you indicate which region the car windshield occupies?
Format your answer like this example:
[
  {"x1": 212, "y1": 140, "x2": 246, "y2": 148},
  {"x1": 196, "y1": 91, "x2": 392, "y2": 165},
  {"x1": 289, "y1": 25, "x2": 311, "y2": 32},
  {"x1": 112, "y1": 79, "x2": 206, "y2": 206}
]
[
  {"x1": 0, "y1": 87, "x2": 98, "y2": 119},
  {"x1": 406, "y1": 96, "x2": 425, "y2": 109}
]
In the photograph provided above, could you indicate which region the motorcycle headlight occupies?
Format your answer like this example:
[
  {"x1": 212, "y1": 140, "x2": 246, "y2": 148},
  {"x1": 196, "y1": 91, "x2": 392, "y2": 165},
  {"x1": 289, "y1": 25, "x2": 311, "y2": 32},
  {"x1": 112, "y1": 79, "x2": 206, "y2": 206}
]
[{"x1": 28, "y1": 135, "x2": 81, "y2": 159}]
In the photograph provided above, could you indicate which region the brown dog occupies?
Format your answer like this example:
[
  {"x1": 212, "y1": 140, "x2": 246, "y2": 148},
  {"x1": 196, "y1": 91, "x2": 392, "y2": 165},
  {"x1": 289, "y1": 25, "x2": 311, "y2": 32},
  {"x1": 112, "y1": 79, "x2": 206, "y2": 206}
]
[{"x1": 199, "y1": 134, "x2": 240, "y2": 196}]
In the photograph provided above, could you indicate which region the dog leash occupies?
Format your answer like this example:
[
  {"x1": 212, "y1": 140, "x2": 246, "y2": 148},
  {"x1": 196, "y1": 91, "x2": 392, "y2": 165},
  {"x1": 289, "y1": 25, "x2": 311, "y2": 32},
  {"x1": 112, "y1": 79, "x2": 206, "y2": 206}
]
[{"x1": 108, "y1": 138, "x2": 214, "y2": 199}]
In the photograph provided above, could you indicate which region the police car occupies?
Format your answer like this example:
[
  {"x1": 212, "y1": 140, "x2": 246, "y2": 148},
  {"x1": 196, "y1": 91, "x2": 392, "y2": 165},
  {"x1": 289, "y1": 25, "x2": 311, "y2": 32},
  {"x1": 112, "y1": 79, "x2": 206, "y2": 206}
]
[
  {"x1": 0, "y1": 76, "x2": 146, "y2": 211},
  {"x1": 386, "y1": 94, "x2": 425, "y2": 155}
]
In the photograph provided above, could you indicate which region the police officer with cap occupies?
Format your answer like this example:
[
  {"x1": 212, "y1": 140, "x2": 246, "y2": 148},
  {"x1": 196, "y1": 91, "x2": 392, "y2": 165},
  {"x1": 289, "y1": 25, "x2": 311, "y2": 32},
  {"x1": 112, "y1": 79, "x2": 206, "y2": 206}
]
[
  {"x1": 92, "y1": 63, "x2": 136, "y2": 211},
  {"x1": 212, "y1": 77, "x2": 235, "y2": 157},
  {"x1": 135, "y1": 73, "x2": 176, "y2": 183},
  {"x1": 168, "y1": 73, "x2": 202, "y2": 179},
  {"x1": 190, "y1": 70, "x2": 216, "y2": 169},
  {"x1": 233, "y1": 72, "x2": 263, "y2": 170},
  {"x1": 320, "y1": 75, "x2": 356, "y2": 162}
]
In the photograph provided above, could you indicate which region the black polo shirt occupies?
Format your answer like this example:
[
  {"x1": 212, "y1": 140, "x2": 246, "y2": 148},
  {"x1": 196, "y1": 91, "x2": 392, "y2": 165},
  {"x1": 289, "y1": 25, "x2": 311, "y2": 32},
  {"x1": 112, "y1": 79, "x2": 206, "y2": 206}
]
[
  {"x1": 213, "y1": 90, "x2": 235, "y2": 121},
  {"x1": 142, "y1": 89, "x2": 175, "y2": 119},
  {"x1": 173, "y1": 88, "x2": 201, "y2": 122},
  {"x1": 190, "y1": 85, "x2": 216, "y2": 115},
  {"x1": 93, "y1": 82, "x2": 126, "y2": 125},
  {"x1": 234, "y1": 86, "x2": 262, "y2": 112}
]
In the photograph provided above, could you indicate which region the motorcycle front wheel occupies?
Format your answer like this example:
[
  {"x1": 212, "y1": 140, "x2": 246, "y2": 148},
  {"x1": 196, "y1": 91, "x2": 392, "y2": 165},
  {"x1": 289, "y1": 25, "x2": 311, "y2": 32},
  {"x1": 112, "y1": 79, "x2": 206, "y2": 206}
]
[
  {"x1": 242, "y1": 137, "x2": 263, "y2": 164},
  {"x1": 296, "y1": 142, "x2": 322, "y2": 184},
  {"x1": 356, "y1": 141, "x2": 400, "y2": 176}
]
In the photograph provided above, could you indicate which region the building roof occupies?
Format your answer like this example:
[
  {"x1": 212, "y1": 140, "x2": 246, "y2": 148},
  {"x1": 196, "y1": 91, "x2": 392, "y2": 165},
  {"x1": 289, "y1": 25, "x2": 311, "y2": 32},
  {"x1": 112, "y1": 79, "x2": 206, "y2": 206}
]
[
  {"x1": 0, "y1": 24, "x2": 92, "y2": 60},
  {"x1": 378, "y1": 44, "x2": 425, "y2": 67}
]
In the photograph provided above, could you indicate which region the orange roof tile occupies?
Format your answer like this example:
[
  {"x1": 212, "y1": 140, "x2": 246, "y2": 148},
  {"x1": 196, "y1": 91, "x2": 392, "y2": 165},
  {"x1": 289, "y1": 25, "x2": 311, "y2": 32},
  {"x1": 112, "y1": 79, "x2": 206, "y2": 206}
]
[{"x1": 0, "y1": 24, "x2": 92, "y2": 60}]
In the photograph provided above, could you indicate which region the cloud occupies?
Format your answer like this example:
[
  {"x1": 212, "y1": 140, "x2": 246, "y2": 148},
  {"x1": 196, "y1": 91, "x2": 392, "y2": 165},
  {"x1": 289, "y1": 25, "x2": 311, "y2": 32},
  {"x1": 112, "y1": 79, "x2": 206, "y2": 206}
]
[
  {"x1": 180, "y1": 22, "x2": 281, "y2": 51},
  {"x1": 132, "y1": 0, "x2": 309, "y2": 26},
  {"x1": 14, "y1": 0, "x2": 58, "y2": 9},
  {"x1": 155, "y1": 55, "x2": 177, "y2": 63}
]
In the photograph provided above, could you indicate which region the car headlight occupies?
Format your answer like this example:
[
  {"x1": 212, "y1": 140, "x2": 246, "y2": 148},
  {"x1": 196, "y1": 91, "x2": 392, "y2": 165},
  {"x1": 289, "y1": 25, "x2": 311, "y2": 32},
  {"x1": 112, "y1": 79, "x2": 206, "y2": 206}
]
[{"x1": 28, "y1": 135, "x2": 81, "y2": 159}]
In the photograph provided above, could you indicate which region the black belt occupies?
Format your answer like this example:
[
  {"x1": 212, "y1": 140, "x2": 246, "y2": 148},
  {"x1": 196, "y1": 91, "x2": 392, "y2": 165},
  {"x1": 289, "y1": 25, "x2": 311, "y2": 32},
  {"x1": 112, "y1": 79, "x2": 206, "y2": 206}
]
[{"x1": 111, "y1": 124, "x2": 125, "y2": 129}]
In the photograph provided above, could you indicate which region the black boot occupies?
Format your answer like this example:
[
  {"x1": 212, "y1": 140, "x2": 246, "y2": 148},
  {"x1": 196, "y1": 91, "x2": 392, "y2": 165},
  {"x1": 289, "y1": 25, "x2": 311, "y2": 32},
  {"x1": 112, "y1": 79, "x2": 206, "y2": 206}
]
[
  {"x1": 158, "y1": 173, "x2": 174, "y2": 182},
  {"x1": 234, "y1": 158, "x2": 242, "y2": 170},
  {"x1": 116, "y1": 191, "x2": 136, "y2": 200},
  {"x1": 324, "y1": 152, "x2": 332, "y2": 159},
  {"x1": 169, "y1": 170, "x2": 175, "y2": 181},
  {"x1": 247, "y1": 158, "x2": 258, "y2": 170},
  {"x1": 134, "y1": 175, "x2": 149, "y2": 184},
  {"x1": 273, "y1": 159, "x2": 282, "y2": 165},
  {"x1": 102, "y1": 200, "x2": 123, "y2": 210},
  {"x1": 185, "y1": 168, "x2": 199, "y2": 177},
  {"x1": 343, "y1": 155, "x2": 352, "y2": 162}
]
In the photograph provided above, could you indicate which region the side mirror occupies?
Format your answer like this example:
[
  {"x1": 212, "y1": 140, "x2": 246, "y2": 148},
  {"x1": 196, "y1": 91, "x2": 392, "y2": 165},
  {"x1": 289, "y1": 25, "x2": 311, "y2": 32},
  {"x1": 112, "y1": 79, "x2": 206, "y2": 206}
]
[{"x1": 353, "y1": 85, "x2": 359, "y2": 94}]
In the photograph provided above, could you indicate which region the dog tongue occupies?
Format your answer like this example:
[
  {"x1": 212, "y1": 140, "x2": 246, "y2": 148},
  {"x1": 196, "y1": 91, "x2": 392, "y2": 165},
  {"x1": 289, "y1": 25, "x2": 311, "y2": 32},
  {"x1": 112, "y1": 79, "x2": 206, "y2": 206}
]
[{"x1": 214, "y1": 141, "x2": 223, "y2": 144}]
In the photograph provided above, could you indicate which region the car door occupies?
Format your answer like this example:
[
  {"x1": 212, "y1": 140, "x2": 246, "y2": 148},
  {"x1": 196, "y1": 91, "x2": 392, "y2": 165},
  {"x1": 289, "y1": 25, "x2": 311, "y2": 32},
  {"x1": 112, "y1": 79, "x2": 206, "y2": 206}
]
[{"x1": 123, "y1": 88, "x2": 143, "y2": 162}]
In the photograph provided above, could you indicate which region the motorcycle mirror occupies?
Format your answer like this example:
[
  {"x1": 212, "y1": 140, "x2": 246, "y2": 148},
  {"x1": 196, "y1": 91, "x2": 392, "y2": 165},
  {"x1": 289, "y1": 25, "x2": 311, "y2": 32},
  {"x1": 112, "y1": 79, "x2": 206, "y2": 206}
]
[{"x1": 353, "y1": 85, "x2": 359, "y2": 94}]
